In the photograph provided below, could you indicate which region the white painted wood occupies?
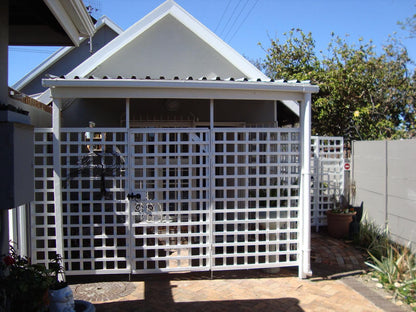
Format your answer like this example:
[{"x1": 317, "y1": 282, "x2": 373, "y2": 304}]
[
  {"x1": 52, "y1": 99, "x2": 64, "y2": 261},
  {"x1": 300, "y1": 93, "x2": 312, "y2": 278},
  {"x1": 32, "y1": 127, "x2": 304, "y2": 274}
]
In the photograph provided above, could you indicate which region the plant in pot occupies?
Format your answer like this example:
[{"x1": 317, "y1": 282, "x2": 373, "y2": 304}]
[
  {"x1": 48, "y1": 254, "x2": 75, "y2": 312},
  {"x1": 0, "y1": 244, "x2": 53, "y2": 312},
  {"x1": 326, "y1": 195, "x2": 357, "y2": 239}
]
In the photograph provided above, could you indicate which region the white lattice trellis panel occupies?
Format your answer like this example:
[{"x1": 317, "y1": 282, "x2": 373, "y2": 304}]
[
  {"x1": 32, "y1": 129, "x2": 57, "y2": 265},
  {"x1": 60, "y1": 128, "x2": 129, "y2": 274},
  {"x1": 310, "y1": 137, "x2": 344, "y2": 229},
  {"x1": 212, "y1": 129, "x2": 300, "y2": 270},
  {"x1": 129, "y1": 129, "x2": 211, "y2": 273}
]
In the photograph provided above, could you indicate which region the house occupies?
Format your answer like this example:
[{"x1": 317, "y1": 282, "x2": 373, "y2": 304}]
[
  {"x1": 30, "y1": 0, "x2": 318, "y2": 278},
  {"x1": 1, "y1": 0, "x2": 95, "y2": 255},
  {"x1": 12, "y1": 16, "x2": 123, "y2": 103}
]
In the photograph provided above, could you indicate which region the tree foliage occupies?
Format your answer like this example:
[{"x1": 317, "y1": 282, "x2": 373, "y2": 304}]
[
  {"x1": 261, "y1": 29, "x2": 416, "y2": 141},
  {"x1": 398, "y1": 5, "x2": 416, "y2": 38}
]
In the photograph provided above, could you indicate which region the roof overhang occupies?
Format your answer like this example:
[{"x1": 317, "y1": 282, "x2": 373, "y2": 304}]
[
  {"x1": 12, "y1": 16, "x2": 123, "y2": 91},
  {"x1": 9, "y1": 0, "x2": 95, "y2": 46},
  {"x1": 43, "y1": 78, "x2": 319, "y2": 103}
]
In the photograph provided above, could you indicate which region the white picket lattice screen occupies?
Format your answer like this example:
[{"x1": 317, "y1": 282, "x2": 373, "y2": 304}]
[
  {"x1": 32, "y1": 129, "x2": 340, "y2": 275},
  {"x1": 310, "y1": 136, "x2": 344, "y2": 230}
]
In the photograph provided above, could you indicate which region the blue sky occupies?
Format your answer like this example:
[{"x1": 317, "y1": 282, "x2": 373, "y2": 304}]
[{"x1": 8, "y1": 0, "x2": 416, "y2": 86}]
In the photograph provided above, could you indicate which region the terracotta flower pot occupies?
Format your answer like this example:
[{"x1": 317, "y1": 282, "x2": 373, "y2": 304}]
[{"x1": 326, "y1": 210, "x2": 356, "y2": 238}]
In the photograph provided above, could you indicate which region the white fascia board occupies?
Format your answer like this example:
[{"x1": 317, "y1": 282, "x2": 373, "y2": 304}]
[
  {"x1": 12, "y1": 16, "x2": 123, "y2": 91},
  {"x1": 67, "y1": 0, "x2": 96, "y2": 37},
  {"x1": 168, "y1": 4, "x2": 268, "y2": 80},
  {"x1": 43, "y1": 79, "x2": 319, "y2": 102},
  {"x1": 95, "y1": 16, "x2": 124, "y2": 35},
  {"x1": 43, "y1": 0, "x2": 95, "y2": 47},
  {"x1": 36, "y1": 89, "x2": 52, "y2": 104}
]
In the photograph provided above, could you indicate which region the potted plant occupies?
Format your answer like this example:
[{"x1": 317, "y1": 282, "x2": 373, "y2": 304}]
[
  {"x1": 326, "y1": 195, "x2": 357, "y2": 238},
  {"x1": 0, "y1": 244, "x2": 53, "y2": 312}
]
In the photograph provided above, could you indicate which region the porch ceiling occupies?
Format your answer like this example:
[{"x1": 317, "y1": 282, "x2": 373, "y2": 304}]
[{"x1": 43, "y1": 77, "x2": 319, "y2": 102}]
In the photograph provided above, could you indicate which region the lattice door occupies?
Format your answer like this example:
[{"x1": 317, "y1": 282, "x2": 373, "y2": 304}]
[{"x1": 128, "y1": 129, "x2": 211, "y2": 273}]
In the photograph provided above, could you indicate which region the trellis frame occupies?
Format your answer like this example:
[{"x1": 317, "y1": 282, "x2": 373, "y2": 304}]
[{"x1": 40, "y1": 77, "x2": 318, "y2": 278}]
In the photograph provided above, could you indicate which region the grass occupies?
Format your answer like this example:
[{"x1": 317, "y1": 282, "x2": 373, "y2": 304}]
[{"x1": 356, "y1": 219, "x2": 416, "y2": 310}]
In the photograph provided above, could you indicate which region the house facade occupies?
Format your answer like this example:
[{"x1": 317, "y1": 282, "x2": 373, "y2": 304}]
[
  {"x1": 1, "y1": 0, "x2": 95, "y2": 256},
  {"x1": 30, "y1": 0, "x2": 319, "y2": 278}
]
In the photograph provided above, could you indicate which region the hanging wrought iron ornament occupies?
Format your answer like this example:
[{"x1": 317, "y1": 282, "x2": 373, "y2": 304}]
[{"x1": 64, "y1": 147, "x2": 125, "y2": 199}]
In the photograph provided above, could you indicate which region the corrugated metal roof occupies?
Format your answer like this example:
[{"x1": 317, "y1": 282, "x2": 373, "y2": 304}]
[{"x1": 56, "y1": 74, "x2": 313, "y2": 85}]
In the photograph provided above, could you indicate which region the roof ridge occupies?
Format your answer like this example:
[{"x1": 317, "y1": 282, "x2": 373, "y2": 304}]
[{"x1": 65, "y1": 1, "x2": 269, "y2": 80}]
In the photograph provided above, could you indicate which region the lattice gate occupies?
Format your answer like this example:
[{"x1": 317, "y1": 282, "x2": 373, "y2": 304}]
[{"x1": 32, "y1": 127, "x2": 301, "y2": 275}]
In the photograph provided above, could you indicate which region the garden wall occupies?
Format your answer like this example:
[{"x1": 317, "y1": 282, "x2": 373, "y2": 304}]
[{"x1": 352, "y1": 139, "x2": 416, "y2": 250}]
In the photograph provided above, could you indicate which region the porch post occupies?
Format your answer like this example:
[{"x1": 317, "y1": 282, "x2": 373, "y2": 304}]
[
  {"x1": 52, "y1": 98, "x2": 64, "y2": 260},
  {"x1": 208, "y1": 99, "x2": 214, "y2": 274},
  {"x1": 125, "y1": 98, "x2": 130, "y2": 129},
  {"x1": 299, "y1": 93, "x2": 312, "y2": 279}
]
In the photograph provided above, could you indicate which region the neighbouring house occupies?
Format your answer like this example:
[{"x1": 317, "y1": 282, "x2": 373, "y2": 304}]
[
  {"x1": 12, "y1": 16, "x2": 123, "y2": 103},
  {"x1": 28, "y1": 0, "x2": 319, "y2": 278},
  {"x1": 1, "y1": 0, "x2": 95, "y2": 254}
]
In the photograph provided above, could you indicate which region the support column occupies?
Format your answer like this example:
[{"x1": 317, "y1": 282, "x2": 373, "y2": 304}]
[
  {"x1": 299, "y1": 93, "x2": 312, "y2": 279},
  {"x1": 125, "y1": 98, "x2": 130, "y2": 129},
  {"x1": 52, "y1": 98, "x2": 64, "y2": 259},
  {"x1": 208, "y1": 99, "x2": 214, "y2": 274}
]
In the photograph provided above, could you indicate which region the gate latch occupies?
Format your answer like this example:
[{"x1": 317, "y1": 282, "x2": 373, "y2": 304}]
[{"x1": 127, "y1": 193, "x2": 141, "y2": 200}]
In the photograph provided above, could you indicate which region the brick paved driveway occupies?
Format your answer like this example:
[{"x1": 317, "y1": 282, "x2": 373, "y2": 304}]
[{"x1": 70, "y1": 232, "x2": 402, "y2": 312}]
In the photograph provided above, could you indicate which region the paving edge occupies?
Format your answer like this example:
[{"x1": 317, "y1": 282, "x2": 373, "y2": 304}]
[{"x1": 342, "y1": 276, "x2": 407, "y2": 312}]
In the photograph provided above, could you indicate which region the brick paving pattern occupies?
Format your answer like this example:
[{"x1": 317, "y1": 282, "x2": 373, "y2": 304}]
[{"x1": 70, "y1": 232, "x2": 399, "y2": 311}]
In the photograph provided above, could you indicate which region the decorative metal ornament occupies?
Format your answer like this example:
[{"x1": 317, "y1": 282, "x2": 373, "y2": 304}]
[{"x1": 64, "y1": 147, "x2": 125, "y2": 199}]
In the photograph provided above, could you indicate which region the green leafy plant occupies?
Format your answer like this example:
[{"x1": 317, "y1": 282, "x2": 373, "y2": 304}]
[
  {"x1": 0, "y1": 245, "x2": 54, "y2": 312},
  {"x1": 355, "y1": 218, "x2": 390, "y2": 259},
  {"x1": 365, "y1": 241, "x2": 416, "y2": 309}
]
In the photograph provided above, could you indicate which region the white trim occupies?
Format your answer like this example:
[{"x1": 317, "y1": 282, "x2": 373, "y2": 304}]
[
  {"x1": 282, "y1": 100, "x2": 300, "y2": 116},
  {"x1": 43, "y1": 78, "x2": 319, "y2": 102},
  {"x1": 94, "y1": 16, "x2": 124, "y2": 34},
  {"x1": 12, "y1": 16, "x2": 123, "y2": 91},
  {"x1": 43, "y1": 0, "x2": 80, "y2": 46},
  {"x1": 43, "y1": 0, "x2": 95, "y2": 46},
  {"x1": 36, "y1": 89, "x2": 52, "y2": 105},
  {"x1": 52, "y1": 99, "x2": 64, "y2": 260},
  {"x1": 66, "y1": 0, "x2": 268, "y2": 80},
  {"x1": 299, "y1": 93, "x2": 312, "y2": 279},
  {"x1": 43, "y1": 78, "x2": 319, "y2": 92}
]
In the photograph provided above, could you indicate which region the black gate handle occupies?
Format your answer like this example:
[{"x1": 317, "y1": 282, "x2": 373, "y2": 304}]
[{"x1": 127, "y1": 193, "x2": 141, "y2": 200}]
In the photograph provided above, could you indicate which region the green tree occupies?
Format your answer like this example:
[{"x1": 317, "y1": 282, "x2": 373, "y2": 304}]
[
  {"x1": 261, "y1": 30, "x2": 416, "y2": 141},
  {"x1": 260, "y1": 29, "x2": 320, "y2": 81},
  {"x1": 398, "y1": 6, "x2": 416, "y2": 38}
]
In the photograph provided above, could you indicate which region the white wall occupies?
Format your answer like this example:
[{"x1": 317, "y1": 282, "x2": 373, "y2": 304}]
[
  {"x1": 92, "y1": 14, "x2": 245, "y2": 79},
  {"x1": 352, "y1": 139, "x2": 416, "y2": 249}
]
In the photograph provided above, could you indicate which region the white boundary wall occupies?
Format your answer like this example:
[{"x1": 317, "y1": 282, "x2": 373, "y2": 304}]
[{"x1": 352, "y1": 139, "x2": 416, "y2": 250}]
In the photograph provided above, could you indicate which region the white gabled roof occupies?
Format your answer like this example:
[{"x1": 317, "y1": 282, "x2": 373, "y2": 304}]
[
  {"x1": 66, "y1": 0, "x2": 269, "y2": 80},
  {"x1": 12, "y1": 16, "x2": 123, "y2": 92}
]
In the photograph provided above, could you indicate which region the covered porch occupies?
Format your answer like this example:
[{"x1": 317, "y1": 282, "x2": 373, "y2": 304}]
[{"x1": 32, "y1": 77, "x2": 318, "y2": 278}]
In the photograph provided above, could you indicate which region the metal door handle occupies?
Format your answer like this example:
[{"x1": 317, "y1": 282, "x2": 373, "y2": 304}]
[{"x1": 127, "y1": 193, "x2": 141, "y2": 200}]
